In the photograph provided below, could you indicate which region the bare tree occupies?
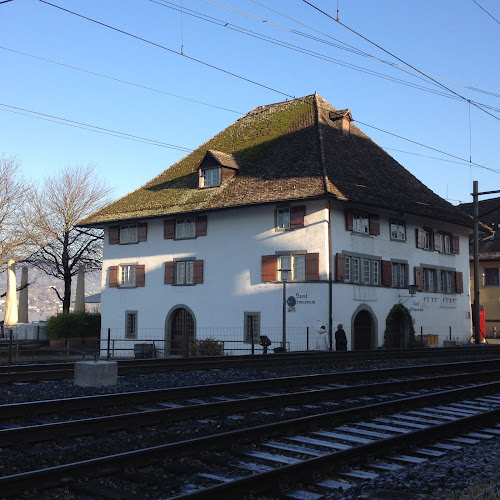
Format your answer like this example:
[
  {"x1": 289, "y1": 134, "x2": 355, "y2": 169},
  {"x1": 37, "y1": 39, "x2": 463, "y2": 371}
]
[
  {"x1": 0, "y1": 155, "x2": 33, "y2": 270},
  {"x1": 26, "y1": 164, "x2": 112, "y2": 313}
]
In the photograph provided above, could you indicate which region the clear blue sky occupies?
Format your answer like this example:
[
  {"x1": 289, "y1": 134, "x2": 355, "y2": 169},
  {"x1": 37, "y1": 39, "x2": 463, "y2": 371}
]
[{"x1": 1, "y1": 0, "x2": 499, "y2": 206}]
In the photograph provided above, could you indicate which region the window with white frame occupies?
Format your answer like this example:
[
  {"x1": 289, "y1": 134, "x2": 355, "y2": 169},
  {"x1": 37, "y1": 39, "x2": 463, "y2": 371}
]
[
  {"x1": 392, "y1": 262, "x2": 408, "y2": 288},
  {"x1": 120, "y1": 265, "x2": 136, "y2": 287},
  {"x1": 125, "y1": 311, "x2": 137, "y2": 339},
  {"x1": 200, "y1": 167, "x2": 220, "y2": 187},
  {"x1": 278, "y1": 254, "x2": 305, "y2": 281},
  {"x1": 353, "y1": 212, "x2": 369, "y2": 234},
  {"x1": 423, "y1": 229, "x2": 432, "y2": 250},
  {"x1": 423, "y1": 267, "x2": 437, "y2": 292},
  {"x1": 441, "y1": 234, "x2": 452, "y2": 254},
  {"x1": 371, "y1": 260, "x2": 380, "y2": 285},
  {"x1": 277, "y1": 207, "x2": 291, "y2": 230},
  {"x1": 176, "y1": 260, "x2": 194, "y2": 285},
  {"x1": 345, "y1": 255, "x2": 379, "y2": 285},
  {"x1": 363, "y1": 259, "x2": 371, "y2": 284},
  {"x1": 244, "y1": 312, "x2": 260, "y2": 343},
  {"x1": 120, "y1": 224, "x2": 137, "y2": 244},
  {"x1": 175, "y1": 218, "x2": 195, "y2": 239},
  {"x1": 390, "y1": 220, "x2": 406, "y2": 241},
  {"x1": 440, "y1": 270, "x2": 455, "y2": 293}
]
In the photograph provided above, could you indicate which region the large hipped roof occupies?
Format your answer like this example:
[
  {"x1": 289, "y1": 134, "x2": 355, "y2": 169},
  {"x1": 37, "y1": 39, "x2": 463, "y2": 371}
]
[{"x1": 80, "y1": 93, "x2": 472, "y2": 229}]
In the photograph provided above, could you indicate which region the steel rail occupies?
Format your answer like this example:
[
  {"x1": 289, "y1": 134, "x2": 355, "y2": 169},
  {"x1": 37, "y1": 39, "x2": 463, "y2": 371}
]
[
  {"x1": 0, "y1": 367, "x2": 499, "y2": 448},
  {"x1": 0, "y1": 380, "x2": 499, "y2": 498},
  {"x1": 1, "y1": 358, "x2": 498, "y2": 419}
]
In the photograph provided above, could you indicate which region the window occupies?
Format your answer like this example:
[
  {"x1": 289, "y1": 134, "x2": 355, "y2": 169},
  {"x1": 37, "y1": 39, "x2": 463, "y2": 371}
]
[
  {"x1": 441, "y1": 234, "x2": 451, "y2": 254},
  {"x1": 392, "y1": 262, "x2": 408, "y2": 288},
  {"x1": 175, "y1": 218, "x2": 195, "y2": 239},
  {"x1": 277, "y1": 207, "x2": 291, "y2": 230},
  {"x1": 485, "y1": 268, "x2": 500, "y2": 286},
  {"x1": 423, "y1": 229, "x2": 432, "y2": 250},
  {"x1": 176, "y1": 260, "x2": 194, "y2": 285},
  {"x1": 120, "y1": 265, "x2": 136, "y2": 287},
  {"x1": 423, "y1": 267, "x2": 437, "y2": 292},
  {"x1": 344, "y1": 255, "x2": 379, "y2": 285},
  {"x1": 200, "y1": 167, "x2": 220, "y2": 187},
  {"x1": 390, "y1": 220, "x2": 406, "y2": 241},
  {"x1": 125, "y1": 311, "x2": 137, "y2": 339},
  {"x1": 353, "y1": 212, "x2": 369, "y2": 234},
  {"x1": 440, "y1": 270, "x2": 455, "y2": 293},
  {"x1": 278, "y1": 254, "x2": 305, "y2": 281},
  {"x1": 120, "y1": 224, "x2": 137, "y2": 244},
  {"x1": 371, "y1": 260, "x2": 380, "y2": 285},
  {"x1": 244, "y1": 312, "x2": 260, "y2": 343}
]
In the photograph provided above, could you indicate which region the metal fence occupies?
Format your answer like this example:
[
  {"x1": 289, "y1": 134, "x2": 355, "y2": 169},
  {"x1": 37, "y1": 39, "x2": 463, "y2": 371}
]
[{"x1": 472, "y1": 483, "x2": 500, "y2": 500}]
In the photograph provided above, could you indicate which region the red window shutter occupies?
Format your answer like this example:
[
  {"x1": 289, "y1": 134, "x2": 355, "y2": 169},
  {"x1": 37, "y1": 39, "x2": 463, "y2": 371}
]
[
  {"x1": 261, "y1": 255, "x2": 277, "y2": 282},
  {"x1": 195, "y1": 215, "x2": 207, "y2": 237},
  {"x1": 193, "y1": 260, "x2": 204, "y2": 284},
  {"x1": 434, "y1": 232, "x2": 441, "y2": 252},
  {"x1": 138, "y1": 223, "x2": 148, "y2": 242},
  {"x1": 415, "y1": 266, "x2": 424, "y2": 291},
  {"x1": 109, "y1": 226, "x2": 120, "y2": 245},
  {"x1": 345, "y1": 210, "x2": 353, "y2": 231},
  {"x1": 305, "y1": 253, "x2": 319, "y2": 280},
  {"x1": 369, "y1": 215, "x2": 380, "y2": 236},
  {"x1": 135, "y1": 265, "x2": 145, "y2": 287},
  {"x1": 164, "y1": 262, "x2": 174, "y2": 284},
  {"x1": 290, "y1": 206, "x2": 305, "y2": 229},
  {"x1": 163, "y1": 219, "x2": 175, "y2": 239},
  {"x1": 381, "y1": 260, "x2": 392, "y2": 286},
  {"x1": 455, "y1": 271, "x2": 464, "y2": 293},
  {"x1": 335, "y1": 253, "x2": 346, "y2": 282},
  {"x1": 416, "y1": 229, "x2": 425, "y2": 249},
  {"x1": 452, "y1": 235, "x2": 460, "y2": 254},
  {"x1": 108, "y1": 266, "x2": 118, "y2": 287}
]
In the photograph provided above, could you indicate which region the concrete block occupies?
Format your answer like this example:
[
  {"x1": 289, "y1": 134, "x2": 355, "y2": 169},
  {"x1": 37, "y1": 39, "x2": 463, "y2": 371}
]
[
  {"x1": 443, "y1": 340, "x2": 456, "y2": 347},
  {"x1": 74, "y1": 360, "x2": 118, "y2": 387}
]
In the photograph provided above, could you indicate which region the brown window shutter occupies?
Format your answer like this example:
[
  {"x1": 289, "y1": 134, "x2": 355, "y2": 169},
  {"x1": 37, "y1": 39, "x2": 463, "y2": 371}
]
[
  {"x1": 195, "y1": 216, "x2": 207, "y2": 237},
  {"x1": 455, "y1": 271, "x2": 464, "y2": 293},
  {"x1": 305, "y1": 253, "x2": 319, "y2": 280},
  {"x1": 261, "y1": 255, "x2": 277, "y2": 282},
  {"x1": 346, "y1": 210, "x2": 353, "y2": 231},
  {"x1": 290, "y1": 206, "x2": 305, "y2": 229},
  {"x1": 135, "y1": 265, "x2": 146, "y2": 287},
  {"x1": 434, "y1": 232, "x2": 441, "y2": 252},
  {"x1": 415, "y1": 266, "x2": 424, "y2": 291},
  {"x1": 369, "y1": 215, "x2": 380, "y2": 236},
  {"x1": 163, "y1": 219, "x2": 175, "y2": 239},
  {"x1": 138, "y1": 223, "x2": 148, "y2": 242},
  {"x1": 109, "y1": 226, "x2": 120, "y2": 245},
  {"x1": 193, "y1": 260, "x2": 204, "y2": 284},
  {"x1": 381, "y1": 260, "x2": 392, "y2": 286},
  {"x1": 335, "y1": 253, "x2": 346, "y2": 282},
  {"x1": 452, "y1": 235, "x2": 460, "y2": 254},
  {"x1": 108, "y1": 266, "x2": 118, "y2": 287},
  {"x1": 164, "y1": 262, "x2": 174, "y2": 284},
  {"x1": 416, "y1": 228, "x2": 425, "y2": 249}
]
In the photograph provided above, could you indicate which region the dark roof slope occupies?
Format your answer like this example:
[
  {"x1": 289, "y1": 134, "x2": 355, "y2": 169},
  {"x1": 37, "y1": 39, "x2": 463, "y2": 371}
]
[{"x1": 80, "y1": 94, "x2": 473, "y2": 229}]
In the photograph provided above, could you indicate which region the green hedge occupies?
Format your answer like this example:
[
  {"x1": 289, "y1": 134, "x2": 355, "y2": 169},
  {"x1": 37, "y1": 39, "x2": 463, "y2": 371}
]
[{"x1": 45, "y1": 312, "x2": 101, "y2": 339}]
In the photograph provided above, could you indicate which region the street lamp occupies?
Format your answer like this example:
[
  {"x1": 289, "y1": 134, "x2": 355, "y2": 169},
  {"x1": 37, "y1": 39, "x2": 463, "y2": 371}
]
[{"x1": 278, "y1": 266, "x2": 291, "y2": 350}]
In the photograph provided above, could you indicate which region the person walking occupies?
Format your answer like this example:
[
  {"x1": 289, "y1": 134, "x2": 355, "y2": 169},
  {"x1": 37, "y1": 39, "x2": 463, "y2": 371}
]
[{"x1": 335, "y1": 324, "x2": 347, "y2": 351}]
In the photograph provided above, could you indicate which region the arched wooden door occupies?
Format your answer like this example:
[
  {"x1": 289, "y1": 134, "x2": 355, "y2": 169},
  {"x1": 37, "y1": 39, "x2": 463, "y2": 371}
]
[
  {"x1": 170, "y1": 308, "x2": 195, "y2": 356},
  {"x1": 353, "y1": 310, "x2": 373, "y2": 350}
]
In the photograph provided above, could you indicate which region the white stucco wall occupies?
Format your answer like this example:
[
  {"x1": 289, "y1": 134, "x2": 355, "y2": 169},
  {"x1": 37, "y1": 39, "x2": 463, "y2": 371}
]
[{"x1": 100, "y1": 198, "x2": 472, "y2": 355}]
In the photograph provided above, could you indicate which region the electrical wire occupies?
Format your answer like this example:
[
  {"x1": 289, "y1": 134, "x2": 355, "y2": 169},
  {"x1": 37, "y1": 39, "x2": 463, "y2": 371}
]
[
  {"x1": 472, "y1": 0, "x2": 500, "y2": 25},
  {"x1": 302, "y1": 0, "x2": 500, "y2": 122}
]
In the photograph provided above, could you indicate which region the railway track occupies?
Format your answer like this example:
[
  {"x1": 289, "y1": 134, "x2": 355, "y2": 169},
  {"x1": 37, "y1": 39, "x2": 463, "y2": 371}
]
[
  {"x1": 0, "y1": 361, "x2": 499, "y2": 498},
  {"x1": 1, "y1": 345, "x2": 500, "y2": 384}
]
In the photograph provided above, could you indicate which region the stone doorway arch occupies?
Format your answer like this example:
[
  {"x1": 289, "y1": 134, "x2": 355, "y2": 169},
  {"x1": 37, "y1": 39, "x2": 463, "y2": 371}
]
[
  {"x1": 165, "y1": 305, "x2": 196, "y2": 356},
  {"x1": 352, "y1": 309, "x2": 374, "y2": 350}
]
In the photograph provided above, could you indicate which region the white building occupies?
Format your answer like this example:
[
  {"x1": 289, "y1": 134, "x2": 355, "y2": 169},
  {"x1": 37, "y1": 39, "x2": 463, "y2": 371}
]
[{"x1": 80, "y1": 94, "x2": 472, "y2": 355}]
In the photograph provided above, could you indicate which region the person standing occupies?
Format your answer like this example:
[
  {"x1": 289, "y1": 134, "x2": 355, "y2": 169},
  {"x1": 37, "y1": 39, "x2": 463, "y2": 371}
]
[
  {"x1": 335, "y1": 324, "x2": 347, "y2": 351},
  {"x1": 316, "y1": 325, "x2": 330, "y2": 351}
]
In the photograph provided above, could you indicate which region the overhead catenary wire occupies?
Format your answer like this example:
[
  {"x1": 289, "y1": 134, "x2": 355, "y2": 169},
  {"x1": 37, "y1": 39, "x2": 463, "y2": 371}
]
[
  {"x1": 302, "y1": 0, "x2": 500, "y2": 122},
  {"x1": 472, "y1": 0, "x2": 500, "y2": 25}
]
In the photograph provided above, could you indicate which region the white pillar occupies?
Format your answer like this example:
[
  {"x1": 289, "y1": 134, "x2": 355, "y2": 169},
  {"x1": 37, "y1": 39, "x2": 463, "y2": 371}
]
[
  {"x1": 4, "y1": 259, "x2": 18, "y2": 327},
  {"x1": 18, "y1": 267, "x2": 29, "y2": 323},
  {"x1": 74, "y1": 265, "x2": 85, "y2": 313}
]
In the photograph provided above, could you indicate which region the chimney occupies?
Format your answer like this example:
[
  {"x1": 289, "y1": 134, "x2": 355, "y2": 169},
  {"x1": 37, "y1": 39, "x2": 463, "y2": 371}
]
[{"x1": 329, "y1": 109, "x2": 353, "y2": 136}]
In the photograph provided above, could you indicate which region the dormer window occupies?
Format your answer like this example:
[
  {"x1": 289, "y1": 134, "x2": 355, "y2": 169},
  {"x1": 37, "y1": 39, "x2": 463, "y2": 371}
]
[
  {"x1": 196, "y1": 149, "x2": 239, "y2": 189},
  {"x1": 200, "y1": 167, "x2": 220, "y2": 187}
]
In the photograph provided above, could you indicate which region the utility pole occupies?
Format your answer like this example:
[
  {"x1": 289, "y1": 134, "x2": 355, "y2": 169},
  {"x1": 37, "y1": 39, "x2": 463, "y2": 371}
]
[{"x1": 472, "y1": 182, "x2": 500, "y2": 345}]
